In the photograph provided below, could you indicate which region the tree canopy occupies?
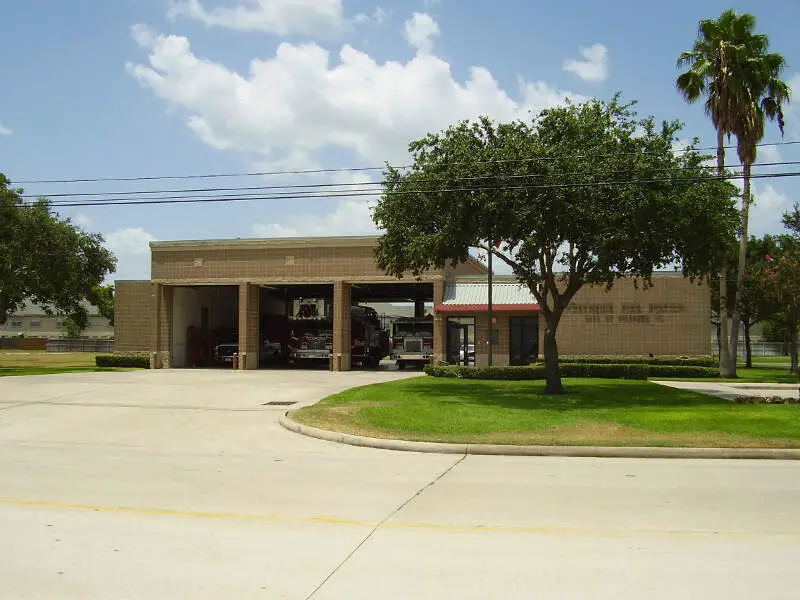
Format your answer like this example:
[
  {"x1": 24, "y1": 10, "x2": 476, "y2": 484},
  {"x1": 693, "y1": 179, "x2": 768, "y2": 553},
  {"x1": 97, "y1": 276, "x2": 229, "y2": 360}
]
[
  {"x1": 783, "y1": 203, "x2": 800, "y2": 236},
  {"x1": 373, "y1": 97, "x2": 740, "y2": 394},
  {"x1": 91, "y1": 284, "x2": 115, "y2": 326},
  {"x1": 0, "y1": 174, "x2": 116, "y2": 327},
  {"x1": 754, "y1": 238, "x2": 800, "y2": 373},
  {"x1": 736, "y1": 235, "x2": 785, "y2": 367}
]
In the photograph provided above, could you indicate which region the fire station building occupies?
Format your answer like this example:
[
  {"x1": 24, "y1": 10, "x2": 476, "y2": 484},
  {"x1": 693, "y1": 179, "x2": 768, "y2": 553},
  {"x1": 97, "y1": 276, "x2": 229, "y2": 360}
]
[{"x1": 113, "y1": 235, "x2": 712, "y2": 370}]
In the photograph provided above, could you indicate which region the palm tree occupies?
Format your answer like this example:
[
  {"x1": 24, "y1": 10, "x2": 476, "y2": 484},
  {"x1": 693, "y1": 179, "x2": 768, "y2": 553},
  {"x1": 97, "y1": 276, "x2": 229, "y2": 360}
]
[
  {"x1": 729, "y1": 49, "x2": 790, "y2": 366},
  {"x1": 676, "y1": 10, "x2": 790, "y2": 377}
]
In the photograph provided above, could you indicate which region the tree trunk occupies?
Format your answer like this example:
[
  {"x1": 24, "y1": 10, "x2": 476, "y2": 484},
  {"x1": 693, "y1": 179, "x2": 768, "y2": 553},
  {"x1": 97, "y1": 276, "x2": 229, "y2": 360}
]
[
  {"x1": 744, "y1": 319, "x2": 753, "y2": 369},
  {"x1": 716, "y1": 129, "x2": 735, "y2": 378},
  {"x1": 729, "y1": 161, "x2": 753, "y2": 377},
  {"x1": 714, "y1": 320, "x2": 721, "y2": 357},
  {"x1": 542, "y1": 317, "x2": 565, "y2": 395},
  {"x1": 0, "y1": 294, "x2": 7, "y2": 326},
  {"x1": 789, "y1": 321, "x2": 798, "y2": 375},
  {"x1": 718, "y1": 275, "x2": 735, "y2": 376}
]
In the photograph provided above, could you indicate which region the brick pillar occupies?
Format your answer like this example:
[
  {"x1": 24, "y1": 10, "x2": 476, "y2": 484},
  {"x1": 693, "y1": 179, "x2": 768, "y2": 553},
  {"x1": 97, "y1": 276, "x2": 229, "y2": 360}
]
[
  {"x1": 238, "y1": 283, "x2": 260, "y2": 370},
  {"x1": 152, "y1": 284, "x2": 173, "y2": 369},
  {"x1": 151, "y1": 284, "x2": 160, "y2": 369},
  {"x1": 433, "y1": 277, "x2": 446, "y2": 364},
  {"x1": 333, "y1": 281, "x2": 352, "y2": 371}
]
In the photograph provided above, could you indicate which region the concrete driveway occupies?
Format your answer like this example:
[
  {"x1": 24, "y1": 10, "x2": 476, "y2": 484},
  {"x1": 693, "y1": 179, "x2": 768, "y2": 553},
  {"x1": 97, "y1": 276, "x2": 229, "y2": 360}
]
[{"x1": 1, "y1": 370, "x2": 799, "y2": 600}]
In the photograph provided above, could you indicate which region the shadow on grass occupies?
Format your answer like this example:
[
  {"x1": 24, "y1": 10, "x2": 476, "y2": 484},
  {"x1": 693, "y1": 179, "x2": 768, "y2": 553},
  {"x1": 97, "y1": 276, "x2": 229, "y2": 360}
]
[{"x1": 395, "y1": 378, "x2": 730, "y2": 411}]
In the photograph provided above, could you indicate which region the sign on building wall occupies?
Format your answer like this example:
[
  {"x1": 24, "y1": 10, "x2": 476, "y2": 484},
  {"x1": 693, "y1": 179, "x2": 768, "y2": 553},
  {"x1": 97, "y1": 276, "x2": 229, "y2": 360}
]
[
  {"x1": 568, "y1": 302, "x2": 686, "y2": 324},
  {"x1": 291, "y1": 298, "x2": 329, "y2": 320}
]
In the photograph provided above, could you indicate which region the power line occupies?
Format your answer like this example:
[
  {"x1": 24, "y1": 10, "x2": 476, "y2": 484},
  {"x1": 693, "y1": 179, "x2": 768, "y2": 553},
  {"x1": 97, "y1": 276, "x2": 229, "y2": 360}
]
[
  {"x1": 32, "y1": 169, "x2": 800, "y2": 209},
  {"x1": 20, "y1": 160, "x2": 800, "y2": 201},
  {"x1": 11, "y1": 140, "x2": 800, "y2": 186}
]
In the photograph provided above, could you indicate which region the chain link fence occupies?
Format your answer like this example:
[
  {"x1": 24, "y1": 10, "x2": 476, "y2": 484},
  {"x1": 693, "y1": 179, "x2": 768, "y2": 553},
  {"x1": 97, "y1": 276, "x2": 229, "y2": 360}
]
[
  {"x1": 45, "y1": 339, "x2": 114, "y2": 353},
  {"x1": 712, "y1": 341, "x2": 789, "y2": 358}
]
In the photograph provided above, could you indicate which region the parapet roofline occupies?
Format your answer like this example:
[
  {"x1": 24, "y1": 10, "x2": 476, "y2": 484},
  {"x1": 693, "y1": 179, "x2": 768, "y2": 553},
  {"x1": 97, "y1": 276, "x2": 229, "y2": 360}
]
[
  {"x1": 455, "y1": 270, "x2": 690, "y2": 282},
  {"x1": 150, "y1": 235, "x2": 382, "y2": 251}
]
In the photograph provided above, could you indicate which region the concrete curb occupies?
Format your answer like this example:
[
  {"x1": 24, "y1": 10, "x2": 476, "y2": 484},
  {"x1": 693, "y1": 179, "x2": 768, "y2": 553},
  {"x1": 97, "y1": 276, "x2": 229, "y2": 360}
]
[{"x1": 279, "y1": 412, "x2": 800, "y2": 460}]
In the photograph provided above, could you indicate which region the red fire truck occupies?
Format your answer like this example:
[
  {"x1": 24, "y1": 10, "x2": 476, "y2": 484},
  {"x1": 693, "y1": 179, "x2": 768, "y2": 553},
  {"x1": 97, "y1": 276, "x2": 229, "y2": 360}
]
[{"x1": 287, "y1": 299, "x2": 386, "y2": 367}]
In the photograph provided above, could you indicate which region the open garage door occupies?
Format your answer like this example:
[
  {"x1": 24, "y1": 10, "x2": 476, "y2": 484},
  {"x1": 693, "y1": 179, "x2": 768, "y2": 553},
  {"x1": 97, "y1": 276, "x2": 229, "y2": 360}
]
[{"x1": 172, "y1": 286, "x2": 239, "y2": 368}]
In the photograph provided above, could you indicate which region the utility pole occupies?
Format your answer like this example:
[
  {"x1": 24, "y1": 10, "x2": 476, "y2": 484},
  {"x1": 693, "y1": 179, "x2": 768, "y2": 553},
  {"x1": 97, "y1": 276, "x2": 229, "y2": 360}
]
[{"x1": 487, "y1": 239, "x2": 493, "y2": 367}]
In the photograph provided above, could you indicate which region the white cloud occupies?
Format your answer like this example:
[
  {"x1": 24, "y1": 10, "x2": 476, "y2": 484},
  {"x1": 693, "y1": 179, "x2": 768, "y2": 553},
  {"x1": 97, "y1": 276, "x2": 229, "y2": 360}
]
[
  {"x1": 749, "y1": 182, "x2": 794, "y2": 236},
  {"x1": 756, "y1": 143, "x2": 782, "y2": 164},
  {"x1": 73, "y1": 213, "x2": 93, "y2": 229},
  {"x1": 127, "y1": 27, "x2": 584, "y2": 167},
  {"x1": 671, "y1": 137, "x2": 693, "y2": 156},
  {"x1": 253, "y1": 198, "x2": 377, "y2": 238},
  {"x1": 352, "y1": 7, "x2": 389, "y2": 26},
  {"x1": 167, "y1": 0, "x2": 344, "y2": 35},
  {"x1": 0, "y1": 123, "x2": 12, "y2": 136},
  {"x1": 105, "y1": 227, "x2": 157, "y2": 281},
  {"x1": 404, "y1": 12, "x2": 439, "y2": 54},
  {"x1": 563, "y1": 43, "x2": 608, "y2": 82},
  {"x1": 252, "y1": 172, "x2": 380, "y2": 237},
  {"x1": 424, "y1": 0, "x2": 442, "y2": 6}
]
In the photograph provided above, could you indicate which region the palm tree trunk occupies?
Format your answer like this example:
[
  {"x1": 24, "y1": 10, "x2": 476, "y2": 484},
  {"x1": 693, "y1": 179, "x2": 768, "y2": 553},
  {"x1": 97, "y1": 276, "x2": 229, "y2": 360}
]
[
  {"x1": 729, "y1": 160, "x2": 752, "y2": 375},
  {"x1": 716, "y1": 129, "x2": 734, "y2": 377}
]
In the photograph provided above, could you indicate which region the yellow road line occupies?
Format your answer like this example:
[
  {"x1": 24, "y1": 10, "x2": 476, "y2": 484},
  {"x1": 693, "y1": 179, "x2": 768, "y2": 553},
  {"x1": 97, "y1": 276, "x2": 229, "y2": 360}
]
[{"x1": 0, "y1": 497, "x2": 796, "y2": 539}]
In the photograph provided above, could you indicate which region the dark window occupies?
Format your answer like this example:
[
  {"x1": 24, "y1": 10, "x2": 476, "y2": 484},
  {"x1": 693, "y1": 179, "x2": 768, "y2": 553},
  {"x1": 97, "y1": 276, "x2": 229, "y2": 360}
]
[{"x1": 509, "y1": 316, "x2": 538, "y2": 366}]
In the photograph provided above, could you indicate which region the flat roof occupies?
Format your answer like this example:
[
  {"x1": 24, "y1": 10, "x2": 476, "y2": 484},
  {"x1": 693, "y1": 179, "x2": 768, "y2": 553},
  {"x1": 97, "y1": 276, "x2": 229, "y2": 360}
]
[{"x1": 150, "y1": 235, "x2": 381, "y2": 251}]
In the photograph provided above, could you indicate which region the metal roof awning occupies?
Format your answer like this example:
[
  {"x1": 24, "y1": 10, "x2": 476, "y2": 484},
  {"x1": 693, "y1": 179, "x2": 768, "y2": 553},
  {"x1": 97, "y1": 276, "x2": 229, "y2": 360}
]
[{"x1": 435, "y1": 282, "x2": 540, "y2": 313}]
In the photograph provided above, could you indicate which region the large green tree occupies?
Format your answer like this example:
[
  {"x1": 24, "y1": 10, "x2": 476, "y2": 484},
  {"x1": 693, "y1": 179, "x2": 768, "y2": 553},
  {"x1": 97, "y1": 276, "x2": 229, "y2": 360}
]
[
  {"x1": 91, "y1": 284, "x2": 115, "y2": 326},
  {"x1": 373, "y1": 98, "x2": 739, "y2": 394},
  {"x1": 784, "y1": 202, "x2": 800, "y2": 235},
  {"x1": 737, "y1": 235, "x2": 783, "y2": 367},
  {"x1": 677, "y1": 9, "x2": 790, "y2": 378},
  {"x1": 755, "y1": 239, "x2": 800, "y2": 373},
  {"x1": 0, "y1": 174, "x2": 116, "y2": 327}
]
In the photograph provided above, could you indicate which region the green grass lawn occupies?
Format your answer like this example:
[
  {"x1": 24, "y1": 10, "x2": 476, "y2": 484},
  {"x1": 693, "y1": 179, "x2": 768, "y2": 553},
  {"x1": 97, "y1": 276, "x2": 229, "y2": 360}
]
[
  {"x1": 292, "y1": 377, "x2": 800, "y2": 448},
  {"x1": 743, "y1": 356, "x2": 795, "y2": 364},
  {"x1": 0, "y1": 351, "x2": 129, "y2": 377},
  {"x1": 0, "y1": 367, "x2": 119, "y2": 377}
]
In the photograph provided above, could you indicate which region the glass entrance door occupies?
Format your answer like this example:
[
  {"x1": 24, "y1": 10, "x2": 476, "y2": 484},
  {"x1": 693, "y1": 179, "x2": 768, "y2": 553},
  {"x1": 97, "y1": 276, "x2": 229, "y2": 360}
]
[
  {"x1": 510, "y1": 316, "x2": 539, "y2": 366},
  {"x1": 446, "y1": 317, "x2": 475, "y2": 366}
]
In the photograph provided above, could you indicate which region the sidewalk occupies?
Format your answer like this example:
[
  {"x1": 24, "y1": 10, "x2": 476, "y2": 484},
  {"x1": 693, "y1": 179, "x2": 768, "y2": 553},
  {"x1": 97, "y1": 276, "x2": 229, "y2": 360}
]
[{"x1": 652, "y1": 380, "x2": 799, "y2": 401}]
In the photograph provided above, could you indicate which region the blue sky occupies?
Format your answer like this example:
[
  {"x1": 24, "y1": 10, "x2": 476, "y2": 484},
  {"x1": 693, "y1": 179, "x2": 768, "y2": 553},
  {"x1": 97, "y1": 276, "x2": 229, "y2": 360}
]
[{"x1": 2, "y1": 0, "x2": 799, "y2": 281}]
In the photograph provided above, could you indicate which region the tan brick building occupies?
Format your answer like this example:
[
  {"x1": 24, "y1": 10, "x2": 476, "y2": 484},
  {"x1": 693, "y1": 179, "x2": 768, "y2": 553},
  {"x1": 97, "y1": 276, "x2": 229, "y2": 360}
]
[{"x1": 114, "y1": 236, "x2": 712, "y2": 369}]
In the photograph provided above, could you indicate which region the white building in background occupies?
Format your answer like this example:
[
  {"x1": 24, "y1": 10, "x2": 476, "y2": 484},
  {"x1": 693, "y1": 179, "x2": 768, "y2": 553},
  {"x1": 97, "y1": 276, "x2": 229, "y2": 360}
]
[{"x1": 0, "y1": 301, "x2": 113, "y2": 339}]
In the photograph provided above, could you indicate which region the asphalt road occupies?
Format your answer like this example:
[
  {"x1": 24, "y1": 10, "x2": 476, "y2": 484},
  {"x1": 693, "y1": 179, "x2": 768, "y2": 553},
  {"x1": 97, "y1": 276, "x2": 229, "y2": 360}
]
[{"x1": 1, "y1": 370, "x2": 798, "y2": 599}]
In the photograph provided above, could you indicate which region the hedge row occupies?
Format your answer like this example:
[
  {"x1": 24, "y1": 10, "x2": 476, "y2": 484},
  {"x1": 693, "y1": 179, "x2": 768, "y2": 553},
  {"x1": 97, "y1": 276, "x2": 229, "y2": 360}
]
[
  {"x1": 95, "y1": 355, "x2": 150, "y2": 369},
  {"x1": 424, "y1": 363, "x2": 719, "y2": 381},
  {"x1": 554, "y1": 356, "x2": 718, "y2": 367}
]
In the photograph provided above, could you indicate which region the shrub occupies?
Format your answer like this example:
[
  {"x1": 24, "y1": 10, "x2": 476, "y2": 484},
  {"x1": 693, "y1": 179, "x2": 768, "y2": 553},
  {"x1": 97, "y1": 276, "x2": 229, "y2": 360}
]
[
  {"x1": 95, "y1": 355, "x2": 150, "y2": 369},
  {"x1": 554, "y1": 356, "x2": 718, "y2": 367},
  {"x1": 644, "y1": 365, "x2": 719, "y2": 378},
  {"x1": 424, "y1": 363, "x2": 718, "y2": 381}
]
